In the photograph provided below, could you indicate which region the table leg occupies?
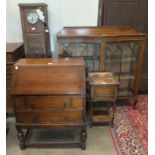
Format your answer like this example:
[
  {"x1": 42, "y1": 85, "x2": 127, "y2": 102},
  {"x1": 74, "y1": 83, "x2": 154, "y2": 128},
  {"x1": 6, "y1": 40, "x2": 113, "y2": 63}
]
[
  {"x1": 16, "y1": 126, "x2": 25, "y2": 150},
  {"x1": 81, "y1": 128, "x2": 87, "y2": 150},
  {"x1": 133, "y1": 96, "x2": 138, "y2": 108},
  {"x1": 111, "y1": 101, "x2": 116, "y2": 128}
]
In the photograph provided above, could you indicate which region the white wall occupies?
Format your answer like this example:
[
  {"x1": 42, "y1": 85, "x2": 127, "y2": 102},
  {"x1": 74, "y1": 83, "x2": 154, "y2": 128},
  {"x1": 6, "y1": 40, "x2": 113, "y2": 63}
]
[{"x1": 6, "y1": 0, "x2": 99, "y2": 53}]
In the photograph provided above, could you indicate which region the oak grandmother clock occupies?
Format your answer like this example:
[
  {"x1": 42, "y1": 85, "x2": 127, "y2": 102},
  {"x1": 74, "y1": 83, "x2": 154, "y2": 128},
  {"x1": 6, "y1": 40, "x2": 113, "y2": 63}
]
[{"x1": 19, "y1": 3, "x2": 52, "y2": 58}]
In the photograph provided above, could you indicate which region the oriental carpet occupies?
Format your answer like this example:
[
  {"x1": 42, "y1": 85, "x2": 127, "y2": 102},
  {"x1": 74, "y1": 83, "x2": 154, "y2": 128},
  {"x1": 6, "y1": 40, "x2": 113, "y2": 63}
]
[{"x1": 109, "y1": 95, "x2": 148, "y2": 155}]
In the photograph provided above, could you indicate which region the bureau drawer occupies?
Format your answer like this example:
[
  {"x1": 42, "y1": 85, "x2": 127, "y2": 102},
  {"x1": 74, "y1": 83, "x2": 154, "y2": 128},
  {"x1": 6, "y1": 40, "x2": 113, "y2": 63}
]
[
  {"x1": 16, "y1": 111, "x2": 64, "y2": 124},
  {"x1": 93, "y1": 86, "x2": 116, "y2": 97},
  {"x1": 14, "y1": 96, "x2": 84, "y2": 110},
  {"x1": 65, "y1": 111, "x2": 83, "y2": 122},
  {"x1": 6, "y1": 65, "x2": 13, "y2": 75},
  {"x1": 16, "y1": 110, "x2": 83, "y2": 124}
]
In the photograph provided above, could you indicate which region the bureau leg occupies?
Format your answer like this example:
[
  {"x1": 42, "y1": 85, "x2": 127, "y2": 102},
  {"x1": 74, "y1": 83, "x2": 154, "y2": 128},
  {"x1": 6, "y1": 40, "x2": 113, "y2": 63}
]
[
  {"x1": 111, "y1": 101, "x2": 116, "y2": 128},
  {"x1": 81, "y1": 128, "x2": 87, "y2": 150},
  {"x1": 16, "y1": 126, "x2": 25, "y2": 150}
]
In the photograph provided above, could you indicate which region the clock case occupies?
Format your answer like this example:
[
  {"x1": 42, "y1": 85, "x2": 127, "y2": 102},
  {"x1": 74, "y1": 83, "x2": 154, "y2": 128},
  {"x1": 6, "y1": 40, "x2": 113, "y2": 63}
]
[{"x1": 19, "y1": 3, "x2": 52, "y2": 58}]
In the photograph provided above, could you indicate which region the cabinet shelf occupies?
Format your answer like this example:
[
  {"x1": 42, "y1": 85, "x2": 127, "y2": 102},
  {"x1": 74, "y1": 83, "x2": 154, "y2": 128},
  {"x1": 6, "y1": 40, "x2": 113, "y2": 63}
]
[
  {"x1": 92, "y1": 110, "x2": 112, "y2": 123},
  {"x1": 105, "y1": 57, "x2": 137, "y2": 62},
  {"x1": 118, "y1": 89, "x2": 133, "y2": 97},
  {"x1": 60, "y1": 55, "x2": 99, "y2": 60},
  {"x1": 116, "y1": 75, "x2": 135, "y2": 80}
]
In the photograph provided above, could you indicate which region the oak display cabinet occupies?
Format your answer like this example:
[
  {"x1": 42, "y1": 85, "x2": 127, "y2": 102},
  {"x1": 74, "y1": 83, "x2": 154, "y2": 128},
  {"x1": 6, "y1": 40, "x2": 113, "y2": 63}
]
[{"x1": 57, "y1": 26, "x2": 146, "y2": 105}]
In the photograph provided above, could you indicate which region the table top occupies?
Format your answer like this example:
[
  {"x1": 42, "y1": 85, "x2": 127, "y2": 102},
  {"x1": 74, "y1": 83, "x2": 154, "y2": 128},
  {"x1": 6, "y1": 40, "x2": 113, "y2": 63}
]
[{"x1": 89, "y1": 72, "x2": 119, "y2": 86}]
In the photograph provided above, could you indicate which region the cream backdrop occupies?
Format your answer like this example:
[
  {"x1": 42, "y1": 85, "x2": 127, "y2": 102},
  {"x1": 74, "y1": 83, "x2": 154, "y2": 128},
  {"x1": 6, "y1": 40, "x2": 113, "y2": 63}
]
[{"x1": 6, "y1": 0, "x2": 99, "y2": 55}]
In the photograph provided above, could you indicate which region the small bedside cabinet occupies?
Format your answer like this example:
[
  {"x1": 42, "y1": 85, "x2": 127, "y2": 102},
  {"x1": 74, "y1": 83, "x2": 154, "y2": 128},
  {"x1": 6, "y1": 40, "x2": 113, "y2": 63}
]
[{"x1": 89, "y1": 72, "x2": 119, "y2": 127}]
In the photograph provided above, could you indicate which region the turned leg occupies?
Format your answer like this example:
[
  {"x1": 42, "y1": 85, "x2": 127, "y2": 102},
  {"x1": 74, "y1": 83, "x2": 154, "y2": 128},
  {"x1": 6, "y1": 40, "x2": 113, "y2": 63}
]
[
  {"x1": 81, "y1": 128, "x2": 87, "y2": 150},
  {"x1": 16, "y1": 126, "x2": 25, "y2": 150},
  {"x1": 111, "y1": 101, "x2": 116, "y2": 128},
  {"x1": 133, "y1": 96, "x2": 138, "y2": 108}
]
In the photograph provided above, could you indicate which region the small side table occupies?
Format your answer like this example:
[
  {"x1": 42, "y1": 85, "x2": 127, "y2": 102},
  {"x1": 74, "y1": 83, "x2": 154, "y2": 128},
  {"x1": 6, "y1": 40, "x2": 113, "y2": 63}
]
[{"x1": 89, "y1": 72, "x2": 119, "y2": 127}]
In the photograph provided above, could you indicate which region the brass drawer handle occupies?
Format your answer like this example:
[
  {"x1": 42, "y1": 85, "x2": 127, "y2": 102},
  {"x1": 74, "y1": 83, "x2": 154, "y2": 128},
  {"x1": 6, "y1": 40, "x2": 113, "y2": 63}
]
[{"x1": 64, "y1": 103, "x2": 71, "y2": 108}]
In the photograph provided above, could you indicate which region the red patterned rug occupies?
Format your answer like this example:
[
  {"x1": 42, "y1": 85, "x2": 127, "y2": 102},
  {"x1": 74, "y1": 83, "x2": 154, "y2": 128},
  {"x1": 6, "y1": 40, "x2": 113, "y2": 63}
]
[{"x1": 109, "y1": 95, "x2": 148, "y2": 155}]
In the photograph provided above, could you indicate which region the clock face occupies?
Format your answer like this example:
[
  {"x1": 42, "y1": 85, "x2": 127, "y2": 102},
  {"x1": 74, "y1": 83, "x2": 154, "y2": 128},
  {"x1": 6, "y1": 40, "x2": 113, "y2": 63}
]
[{"x1": 27, "y1": 12, "x2": 39, "y2": 24}]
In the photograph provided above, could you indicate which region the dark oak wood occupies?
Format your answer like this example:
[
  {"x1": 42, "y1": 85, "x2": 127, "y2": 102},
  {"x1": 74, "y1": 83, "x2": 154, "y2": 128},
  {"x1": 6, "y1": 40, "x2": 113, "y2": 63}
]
[
  {"x1": 11, "y1": 58, "x2": 86, "y2": 150},
  {"x1": 57, "y1": 26, "x2": 146, "y2": 106},
  {"x1": 89, "y1": 72, "x2": 119, "y2": 127},
  {"x1": 98, "y1": 0, "x2": 148, "y2": 92},
  {"x1": 57, "y1": 26, "x2": 143, "y2": 38},
  {"x1": 19, "y1": 3, "x2": 51, "y2": 58},
  {"x1": 6, "y1": 43, "x2": 25, "y2": 113}
]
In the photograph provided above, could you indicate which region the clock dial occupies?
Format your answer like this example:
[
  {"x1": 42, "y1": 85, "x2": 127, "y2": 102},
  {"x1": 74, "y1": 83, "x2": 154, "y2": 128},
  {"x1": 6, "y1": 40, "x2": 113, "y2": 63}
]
[{"x1": 27, "y1": 12, "x2": 39, "y2": 24}]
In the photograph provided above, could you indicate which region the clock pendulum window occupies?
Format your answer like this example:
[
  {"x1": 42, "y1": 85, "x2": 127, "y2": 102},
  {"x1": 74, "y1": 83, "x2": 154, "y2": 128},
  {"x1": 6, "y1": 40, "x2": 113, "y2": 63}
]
[{"x1": 19, "y1": 3, "x2": 52, "y2": 58}]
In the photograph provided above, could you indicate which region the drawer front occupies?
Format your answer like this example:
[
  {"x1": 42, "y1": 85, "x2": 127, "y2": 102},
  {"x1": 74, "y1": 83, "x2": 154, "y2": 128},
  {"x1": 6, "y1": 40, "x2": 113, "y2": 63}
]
[
  {"x1": 93, "y1": 86, "x2": 116, "y2": 97},
  {"x1": 6, "y1": 54, "x2": 14, "y2": 62},
  {"x1": 14, "y1": 96, "x2": 84, "y2": 110},
  {"x1": 65, "y1": 111, "x2": 83, "y2": 122},
  {"x1": 6, "y1": 64, "x2": 13, "y2": 75},
  {"x1": 16, "y1": 110, "x2": 83, "y2": 124},
  {"x1": 16, "y1": 111, "x2": 65, "y2": 124}
]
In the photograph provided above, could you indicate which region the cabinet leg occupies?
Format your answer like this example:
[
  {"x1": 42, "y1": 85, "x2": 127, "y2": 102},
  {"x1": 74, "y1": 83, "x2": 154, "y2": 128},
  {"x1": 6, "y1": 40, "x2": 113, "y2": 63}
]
[
  {"x1": 16, "y1": 126, "x2": 25, "y2": 150},
  {"x1": 133, "y1": 96, "x2": 138, "y2": 108},
  {"x1": 81, "y1": 128, "x2": 87, "y2": 150},
  {"x1": 111, "y1": 101, "x2": 116, "y2": 128}
]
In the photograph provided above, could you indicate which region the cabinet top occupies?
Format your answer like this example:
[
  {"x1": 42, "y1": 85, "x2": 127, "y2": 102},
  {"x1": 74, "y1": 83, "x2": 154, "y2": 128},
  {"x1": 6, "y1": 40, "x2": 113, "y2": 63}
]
[
  {"x1": 89, "y1": 72, "x2": 119, "y2": 86},
  {"x1": 57, "y1": 26, "x2": 145, "y2": 38},
  {"x1": 14, "y1": 58, "x2": 85, "y2": 66},
  {"x1": 18, "y1": 3, "x2": 47, "y2": 7},
  {"x1": 6, "y1": 43, "x2": 23, "y2": 53}
]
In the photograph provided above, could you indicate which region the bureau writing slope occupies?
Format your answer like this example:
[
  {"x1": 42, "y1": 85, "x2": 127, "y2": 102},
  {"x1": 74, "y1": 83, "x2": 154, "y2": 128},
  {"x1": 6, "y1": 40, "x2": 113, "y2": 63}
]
[
  {"x1": 57, "y1": 26, "x2": 146, "y2": 106},
  {"x1": 11, "y1": 58, "x2": 86, "y2": 150}
]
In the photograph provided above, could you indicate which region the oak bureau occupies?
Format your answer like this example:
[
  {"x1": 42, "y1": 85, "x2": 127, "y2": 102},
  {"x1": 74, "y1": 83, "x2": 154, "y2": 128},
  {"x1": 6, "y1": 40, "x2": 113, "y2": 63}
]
[{"x1": 11, "y1": 58, "x2": 87, "y2": 150}]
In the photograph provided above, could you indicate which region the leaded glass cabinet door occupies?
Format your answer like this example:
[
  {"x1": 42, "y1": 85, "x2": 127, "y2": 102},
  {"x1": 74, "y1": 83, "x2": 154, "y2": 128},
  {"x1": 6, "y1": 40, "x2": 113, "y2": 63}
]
[
  {"x1": 59, "y1": 42, "x2": 100, "y2": 73},
  {"x1": 104, "y1": 41, "x2": 140, "y2": 98}
]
